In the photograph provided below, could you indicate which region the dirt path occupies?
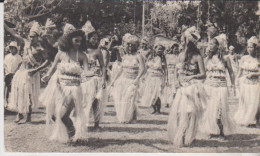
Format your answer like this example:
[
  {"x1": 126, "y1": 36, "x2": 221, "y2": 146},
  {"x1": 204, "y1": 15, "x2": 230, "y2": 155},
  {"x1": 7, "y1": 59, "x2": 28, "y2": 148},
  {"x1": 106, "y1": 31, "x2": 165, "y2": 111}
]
[{"x1": 4, "y1": 99, "x2": 260, "y2": 153}]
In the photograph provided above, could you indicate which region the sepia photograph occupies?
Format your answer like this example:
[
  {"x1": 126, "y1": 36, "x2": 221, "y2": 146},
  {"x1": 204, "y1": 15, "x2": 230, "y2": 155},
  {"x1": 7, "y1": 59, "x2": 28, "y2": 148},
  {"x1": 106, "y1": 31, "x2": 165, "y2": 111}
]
[{"x1": 2, "y1": 0, "x2": 260, "y2": 153}]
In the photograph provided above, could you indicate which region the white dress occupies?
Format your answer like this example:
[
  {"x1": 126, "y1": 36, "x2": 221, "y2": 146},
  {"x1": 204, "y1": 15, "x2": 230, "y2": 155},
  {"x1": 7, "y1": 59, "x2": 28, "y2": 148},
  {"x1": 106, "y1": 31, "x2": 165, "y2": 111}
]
[
  {"x1": 167, "y1": 62, "x2": 206, "y2": 147},
  {"x1": 140, "y1": 56, "x2": 165, "y2": 107},
  {"x1": 81, "y1": 53, "x2": 106, "y2": 124},
  {"x1": 164, "y1": 54, "x2": 177, "y2": 106},
  {"x1": 200, "y1": 56, "x2": 236, "y2": 136},
  {"x1": 234, "y1": 55, "x2": 260, "y2": 126},
  {"x1": 111, "y1": 54, "x2": 139, "y2": 123},
  {"x1": 43, "y1": 52, "x2": 88, "y2": 143},
  {"x1": 9, "y1": 41, "x2": 41, "y2": 113}
]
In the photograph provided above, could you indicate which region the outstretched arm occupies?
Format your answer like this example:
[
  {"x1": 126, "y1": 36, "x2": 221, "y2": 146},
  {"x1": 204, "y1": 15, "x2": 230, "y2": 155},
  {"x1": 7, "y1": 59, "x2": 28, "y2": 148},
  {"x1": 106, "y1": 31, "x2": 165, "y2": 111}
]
[
  {"x1": 41, "y1": 51, "x2": 61, "y2": 82},
  {"x1": 4, "y1": 23, "x2": 24, "y2": 44}
]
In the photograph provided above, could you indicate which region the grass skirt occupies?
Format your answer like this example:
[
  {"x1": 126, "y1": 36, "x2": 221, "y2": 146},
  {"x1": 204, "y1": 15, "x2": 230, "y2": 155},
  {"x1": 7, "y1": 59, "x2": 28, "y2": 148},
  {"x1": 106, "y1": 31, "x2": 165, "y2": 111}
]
[{"x1": 8, "y1": 68, "x2": 40, "y2": 113}]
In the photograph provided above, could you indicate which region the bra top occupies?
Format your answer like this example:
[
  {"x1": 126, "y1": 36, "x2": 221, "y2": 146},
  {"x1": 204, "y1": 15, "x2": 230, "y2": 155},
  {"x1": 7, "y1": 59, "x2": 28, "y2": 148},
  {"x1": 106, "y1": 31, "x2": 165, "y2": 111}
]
[
  {"x1": 85, "y1": 52, "x2": 101, "y2": 69},
  {"x1": 23, "y1": 41, "x2": 43, "y2": 67},
  {"x1": 240, "y1": 55, "x2": 259, "y2": 72},
  {"x1": 176, "y1": 62, "x2": 200, "y2": 76},
  {"x1": 166, "y1": 54, "x2": 178, "y2": 66},
  {"x1": 122, "y1": 55, "x2": 139, "y2": 69},
  {"x1": 206, "y1": 56, "x2": 226, "y2": 72},
  {"x1": 58, "y1": 51, "x2": 82, "y2": 76},
  {"x1": 147, "y1": 56, "x2": 163, "y2": 70}
]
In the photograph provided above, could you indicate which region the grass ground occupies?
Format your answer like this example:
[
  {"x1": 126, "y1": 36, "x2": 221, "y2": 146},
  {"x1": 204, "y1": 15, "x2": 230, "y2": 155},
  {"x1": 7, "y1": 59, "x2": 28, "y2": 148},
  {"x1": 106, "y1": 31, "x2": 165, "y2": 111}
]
[{"x1": 4, "y1": 96, "x2": 260, "y2": 153}]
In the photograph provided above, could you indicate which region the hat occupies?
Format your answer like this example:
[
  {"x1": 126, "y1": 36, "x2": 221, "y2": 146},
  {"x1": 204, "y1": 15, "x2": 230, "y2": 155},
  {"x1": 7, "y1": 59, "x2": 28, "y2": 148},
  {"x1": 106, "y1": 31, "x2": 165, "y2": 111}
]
[
  {"x1": 45, "y1": 18, "x2": 56, "y2": 29},
  {"x1": 184, "y1": 26, "x2": 200, "y2": 43},
  {"x1": 247, "y1": 36, "x2": 259, "y2": 46},
  {"x1": 8, "y1": 41, "x2": 18, "y2": 50},
  {"x1": 29, "y1": 21, "x2": 41, "y2": 36},
  {"x1": 63, "y1": 23, "x2": 76, "y2": 36},
  {"x1": 82, "y1": 20, "x2": 95, "y2": 38}
]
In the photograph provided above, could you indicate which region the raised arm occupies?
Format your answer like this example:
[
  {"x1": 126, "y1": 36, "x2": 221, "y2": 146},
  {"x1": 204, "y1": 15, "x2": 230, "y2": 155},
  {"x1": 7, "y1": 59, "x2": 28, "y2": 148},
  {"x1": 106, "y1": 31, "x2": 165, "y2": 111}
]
[{"x1": 4, "y1": 23, "x2": 24, "y2": 44}]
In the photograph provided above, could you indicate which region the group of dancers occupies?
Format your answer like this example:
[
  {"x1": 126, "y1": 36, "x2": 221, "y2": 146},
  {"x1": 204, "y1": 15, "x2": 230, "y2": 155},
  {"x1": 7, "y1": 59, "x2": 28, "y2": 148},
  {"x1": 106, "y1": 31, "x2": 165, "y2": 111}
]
[{"x1": 4, "y1": 18, "x2": 260, "y2": 147}]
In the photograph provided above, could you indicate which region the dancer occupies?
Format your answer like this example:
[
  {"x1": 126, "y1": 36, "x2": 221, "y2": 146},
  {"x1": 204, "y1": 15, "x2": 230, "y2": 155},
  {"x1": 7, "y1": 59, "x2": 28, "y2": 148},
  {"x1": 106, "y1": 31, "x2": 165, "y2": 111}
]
[
  {"x1": 81, "y1": 23, "x2": 107, "y2": 130},
  {"x1": 164, "y1": 42, "x2": 179, "y2": 108},
  {"x1": 234, "y1": 36, "x2": 260, "y2": 127},
  {"x1": 140, "y1": 43, "x2": 167, "y2": 114},
  {"x1": 5, "y1": 21, "x2": 49, "y2": 123},
  {"x1": 41, "y1": 25, "x2": 89, "y2": 143},
  {"x1": 110, "y1": 34, "x2": 145, "y2": 123},
  {"x1": 4, "y1": 41, "x2": 22, "y2": 108},
  {"x1": 226, "y1": 45, "x2": 240, "y2": 96},
  {"x1": 167, "y1": 26, "x2": 206, "y2": 147},
  {"x1": 40, "y1": 23, "x2": 73, "y2": 131},
  {"x1": 200, "y1": 35, "x2": 236, "y2": 139},
  {"x1": 138, "y1": 37, "x2": 152, "y2": 61}
]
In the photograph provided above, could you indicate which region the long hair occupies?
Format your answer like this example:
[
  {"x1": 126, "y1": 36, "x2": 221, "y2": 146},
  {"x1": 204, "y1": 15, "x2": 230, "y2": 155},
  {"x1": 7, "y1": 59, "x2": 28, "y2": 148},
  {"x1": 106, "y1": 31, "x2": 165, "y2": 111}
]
[
  {"x1": 153, "y1": 44, "x2": 166, "y2": 63},
  {"x1": 184, "y1": 41, "x2": 201, "y2": 67},
  {"x1": 208, "y1": 38, "x2": 225, "y2": 64},
  {"x1": 58, "y1": 29, "x2": 86, "y2": 52}
]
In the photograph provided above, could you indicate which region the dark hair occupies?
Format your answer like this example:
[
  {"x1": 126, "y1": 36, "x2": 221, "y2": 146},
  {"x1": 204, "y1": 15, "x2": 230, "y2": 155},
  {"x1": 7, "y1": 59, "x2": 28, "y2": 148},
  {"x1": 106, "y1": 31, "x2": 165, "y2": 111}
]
[
  {"x1": 87, "y1": 31, "x2": 99, "y2": 48},
  {"x1": 152, "y1": 44, "x2": 166, "y2": 63},
  {"x1": 184, "y1": 41, "x2": 201, "y2": 66},
  {"x1": 208, "y1": 38, "x2": 224, "y2": 64},
  {"x1": 58, "y1": 30, "x2": 86, "y2": 52}
]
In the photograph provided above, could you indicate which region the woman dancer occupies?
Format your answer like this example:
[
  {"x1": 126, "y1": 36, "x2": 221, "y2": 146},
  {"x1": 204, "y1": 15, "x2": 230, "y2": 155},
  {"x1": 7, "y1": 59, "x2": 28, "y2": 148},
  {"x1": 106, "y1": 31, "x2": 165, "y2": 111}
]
[
  {"x1": 140, "y1": 43, "x2": 167, "y2": 114},
  {"x1": 40, "y1": 23, "x2": 74, "y2": 131},
  {"x1": 41, "y1": 26, "x2": 89, "y2": 143},
  {"x1": 81, "y1": 30, "x2": 107, "y2": 130},
  {"x1": 110, "y1": 34, "x2": 145, "y2": 123},
  {"x1": 164, "y1": 42, "x2": 179, "y2": 108},
  {"x1": 5, "y1": 21, "x2": 49, "y2": 123},
  {"x1": 200, "y1": 36, "x2": 236, "y2": 139},
  {"x1": 234, "y1": 36, "x2": 260, "y2": 127},
  {"x1": 138, "y1": 37, "x2": 152, "y2": 61},
  {"x1": 167, "y1": 26, "x2": 206, "y2": 147}
]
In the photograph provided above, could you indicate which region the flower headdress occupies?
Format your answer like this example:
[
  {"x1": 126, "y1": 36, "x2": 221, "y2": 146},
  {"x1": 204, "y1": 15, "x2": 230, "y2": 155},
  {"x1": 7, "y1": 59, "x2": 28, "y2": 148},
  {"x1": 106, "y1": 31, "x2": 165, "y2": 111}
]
[
  {"x1": 29, "y1": 21, "x2": 41, "y2": 36},
  {"x1": 184, "y1": 26, "x2": 200, "y2": 44},
  {"x1": 247, "y1": 36, "x2": 259, "y2": 46},
  {"x1": 45, "y1": 18, "x2": 56, "y2": 29},
  {"x1": 82, "y1": 20, "x2": 95, "y2": 39},
  {"x1": 63, "y1": 23, "x2": 76, "y2": 36},
  {"x1": 214, "y1": 34, "x2": 228, "y2": 52}
]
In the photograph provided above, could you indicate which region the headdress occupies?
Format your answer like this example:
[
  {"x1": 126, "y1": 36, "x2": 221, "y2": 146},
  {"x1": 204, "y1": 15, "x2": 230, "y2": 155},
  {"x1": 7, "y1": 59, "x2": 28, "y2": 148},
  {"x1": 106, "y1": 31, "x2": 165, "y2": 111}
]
[
  {"x1": 29, "y1": 21, "x2": 41, "y2": 36},
  {"x1": 214, "y1": 34, "x2": 228, "y2": 52},
  {"x1": 124, "y1": 34, "x2": 139, "y2": 45},
  {"x1": 122, "y1": 33, "x2": 132, "y2": 43},
  {"x1": 45, "y1": 18, "x2": 56, "y2": 29},
  {"x1": 99, "y1": 38, "x2": 110, "y2": 48},
  {"x1": 247, "y1": 36, "x2": 259, "y2": 46},
  {"x1": 184, "y1": 26, "x2": 200, "y2": 43},
  {"x1": 81, "y1": 20, "x2": 95, "y2": 39},
  {"x1": 229, "y1": 45, "x2": 235, "y2": 51},
  {"x1": 141, "y1": 37, "x2": 149, "y2": 44},
  {"x1": 63, "y1": 23, "x2": 76, "y2": 36}
]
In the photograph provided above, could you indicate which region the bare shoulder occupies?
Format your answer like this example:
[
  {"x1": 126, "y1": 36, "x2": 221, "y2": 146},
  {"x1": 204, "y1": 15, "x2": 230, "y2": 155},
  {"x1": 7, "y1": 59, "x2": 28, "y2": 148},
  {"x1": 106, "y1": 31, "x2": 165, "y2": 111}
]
[{"x1": 223, "y1": 55, "x2": 230, "y2": 62}]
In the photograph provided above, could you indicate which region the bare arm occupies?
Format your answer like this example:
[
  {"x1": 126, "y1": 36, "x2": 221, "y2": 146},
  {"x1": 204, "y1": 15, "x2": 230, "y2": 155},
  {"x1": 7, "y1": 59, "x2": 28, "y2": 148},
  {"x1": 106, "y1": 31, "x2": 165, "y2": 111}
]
[
  {"x1": 193, "y1": 55, "x2": 206, "y2": 79},
  {"x1": 225, "y1": 56, "x2": 235, "y2": 86},
  {"x1": 96, "y1": 49, "x2": 107, "y2": 84},
  {"x1": 4, "y1": 23, "x2": 24, "y2": 44},
  {"x1": 135, "y1": 55, "x2": 145, "y2": 81},
  {"x1": 42, "y1": 51, "x2": 61, "y2": 81},
  {"x1": 162, "y1": 57, "x2": 168, "y2": 84}
]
